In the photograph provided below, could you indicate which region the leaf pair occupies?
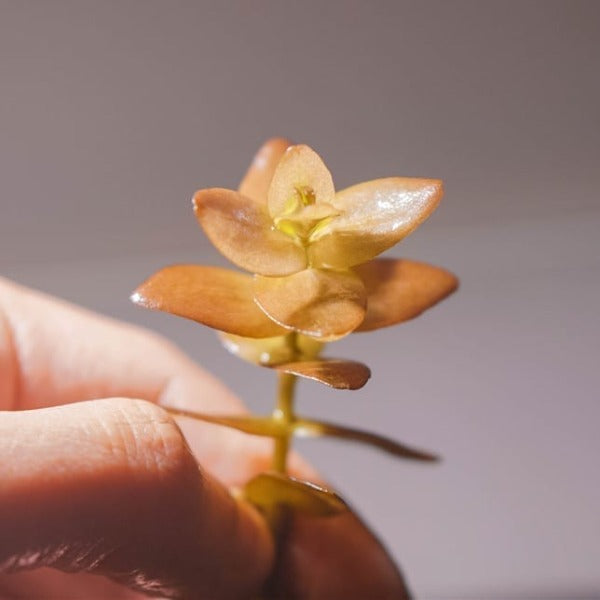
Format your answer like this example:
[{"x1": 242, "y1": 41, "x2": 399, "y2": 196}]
[
  {"x1": 131, "y1": 257, "x2": 457, "y2": 388},
  {"x1": 132, "y1": 258, "x2": 457, "y2": 341},
  {"x1": 198, "y1": 141, "x2": 443, "y2": 277},
  {"x1": 164, "y1": 406, "x2": 439, "y2": 463}
]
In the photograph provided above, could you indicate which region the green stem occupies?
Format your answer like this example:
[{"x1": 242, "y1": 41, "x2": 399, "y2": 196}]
[{"x1": 272, "y1": 371, "x2": 296, "y2": 473}]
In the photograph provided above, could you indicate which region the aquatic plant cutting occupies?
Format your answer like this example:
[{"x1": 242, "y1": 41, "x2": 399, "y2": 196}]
[{"x1": 132, "y1": 136, "x2": 458, "y2": 552}]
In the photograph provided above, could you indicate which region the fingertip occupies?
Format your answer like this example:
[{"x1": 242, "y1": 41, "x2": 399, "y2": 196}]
[{"x1": 0, "y1": 398, "x2": 274, "y2": 598}]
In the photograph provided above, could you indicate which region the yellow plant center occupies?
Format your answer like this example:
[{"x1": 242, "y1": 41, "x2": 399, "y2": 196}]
[{"x1": 274, "y1": 184, "x2": 339, "y2": 246}]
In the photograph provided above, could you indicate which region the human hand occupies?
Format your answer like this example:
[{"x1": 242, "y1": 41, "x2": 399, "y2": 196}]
[{"x1": 0, "y1": 276, "x2": 409, "y2": 599}]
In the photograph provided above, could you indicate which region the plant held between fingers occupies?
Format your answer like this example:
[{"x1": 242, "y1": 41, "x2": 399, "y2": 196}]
[{"x1": 131, "y1": 137, "x2": 458, "y2": 532}]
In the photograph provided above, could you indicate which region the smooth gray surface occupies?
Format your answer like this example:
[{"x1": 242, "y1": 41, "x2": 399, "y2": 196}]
[{"x1": 1, "y1": 1, "x2": 599, "y2": 598}]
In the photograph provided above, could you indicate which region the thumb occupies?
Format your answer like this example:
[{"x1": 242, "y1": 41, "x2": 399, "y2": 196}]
[{"x1": 0, "y1": 398, "x2": 274, "y2": 599}]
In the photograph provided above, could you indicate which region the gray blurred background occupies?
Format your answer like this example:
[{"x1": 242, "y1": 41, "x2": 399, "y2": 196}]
[{"x1": 1, "y1": 1, "x2": 599, "y2": 598}]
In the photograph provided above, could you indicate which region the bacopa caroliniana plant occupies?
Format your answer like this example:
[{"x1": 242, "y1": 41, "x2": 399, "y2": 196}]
[{"x1": 131, "y1": 137, "x2": 458, "y2": 520}]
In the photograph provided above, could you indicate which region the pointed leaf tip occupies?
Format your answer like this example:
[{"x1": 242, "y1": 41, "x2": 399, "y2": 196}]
[{"x1": 295, "y1": 418, "x2": 440, "y2": 462}]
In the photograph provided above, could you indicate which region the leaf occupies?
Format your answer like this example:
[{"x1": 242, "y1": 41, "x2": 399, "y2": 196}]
[
  {"x1": 274, "y1": 359, "x2": 370, "y2": 390},
  {"x1": 162, "y1": 408, "x2": 438, "y2": 461},
  {"x1": 308, "y1": 178, "x2": 443, "y2": 269},
  {"x1": 244, "y1": 472, "x2": 347, "y2": 517},
  {"x1": 354, "y1": 258, "x2": 459, "y2": 332},
  {"x1": 295, "y1": 418, "x2": 440, "y2": 461},
  {"x1": 218, "y1": 332, "x2": 323, "y2": 366},
  {"x1": 238, "y1": 137, "x2": 291, "y2": 203},
  {"x1": 218, "y1": 333, "x2": 297, "y2": 366},
  {"x1": 164, "y1": 407, "x2": 289, "y2": 437},
  {"x1": 131, "y1": 265, "x2": 287, "y2": 338},
  {"x1": 193, "y1": 188, "x2": 307, "y2": 276},
  {"x1": 267, "y1": 145, "x2": 336, "y2": 219},
  {"x1": 253, "y1": 268, "x2": 367, "y2": 340}
]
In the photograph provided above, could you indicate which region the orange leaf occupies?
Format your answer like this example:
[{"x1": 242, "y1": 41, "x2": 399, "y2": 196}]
[
  {"x1": 355, "y1": 258, "x2": 458, "y2": 332},
  {"x1": 193, "y1": 188, "x2": 307, "y2": 276},
  {"x1": 131, "y1": 265, "x2": 287, "y2": 338},
  {"x1": 309, "y1": 178, "x2": 443, "y2": 269},
  {"x1": 274, "y1": 359, "x2": 370, "y2": 390},
  {"x1": 253, "y1": 268, "x2": 367, "y2": 340}
]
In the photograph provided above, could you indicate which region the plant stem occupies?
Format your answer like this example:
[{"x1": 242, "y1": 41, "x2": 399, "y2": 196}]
[{"x1": 272, "y1": 372, "x2": 296, "y2": 473}]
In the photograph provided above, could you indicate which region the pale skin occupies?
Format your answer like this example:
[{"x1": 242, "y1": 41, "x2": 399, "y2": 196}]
[{"x1": 0, "y1": 276, "x2": 409, "y2": 599}]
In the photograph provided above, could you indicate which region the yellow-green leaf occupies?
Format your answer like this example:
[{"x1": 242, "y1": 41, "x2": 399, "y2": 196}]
[
  {"x1": 274, "y1": 359, "x2": 370, "y2": 390},
  {"x1": 163, "y1": 408, "x2": 438, "y2": 461},
  {"x1": 131, "y1": 265, "x2": 287, "y2": 338},
  {"x1": 253, "y1": 268, "x2": 367, "y2": 340},
  {"x1": 355, "y1": 258, "x2": 459, "y2": 332},
  {"x1": 238, "y1": 137, "x2": 291, "y2": 203},
  {"x1": 295, "y1": 418, "x2": 440, "y2": 461},
  {"x1": 243, "y1": 472, "x2": 347, "y2": 517},
  {"x1": 164, "y1": 407, "x2": 289, "y2": 437},
  {"x1": 308, "y1": 178, "x2": 443, "y2": 269},
  {"x1": 193, "y1": 188, "x2": 307, "y2": 276},
  {"x1": 218, "y1": 332, "x2": 323, "y2": 366}
]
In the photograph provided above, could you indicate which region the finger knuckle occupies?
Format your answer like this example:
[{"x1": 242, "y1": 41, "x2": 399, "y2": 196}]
[{"x1": 95, "y1": 398, "x2": 196, "y2": 481}]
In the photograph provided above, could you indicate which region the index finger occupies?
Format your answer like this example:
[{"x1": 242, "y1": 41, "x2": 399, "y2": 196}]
[
  {"x1": 0, "y1": 276, "x2": 315, "y2": 486},
  {"x1": 0, "y1": 276, "x2": 238, "y2": 413}
]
